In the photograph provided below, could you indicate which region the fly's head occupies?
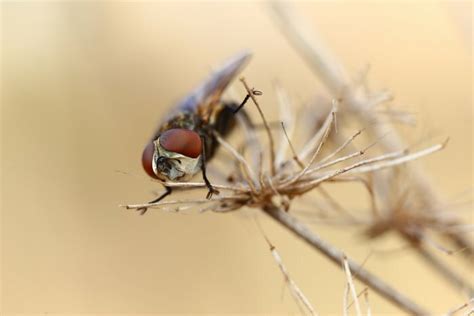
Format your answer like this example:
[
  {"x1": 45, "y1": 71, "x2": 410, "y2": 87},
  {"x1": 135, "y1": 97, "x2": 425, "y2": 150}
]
[{"x1": 142, "y1": 128, "x2": 202, "y2": 182}]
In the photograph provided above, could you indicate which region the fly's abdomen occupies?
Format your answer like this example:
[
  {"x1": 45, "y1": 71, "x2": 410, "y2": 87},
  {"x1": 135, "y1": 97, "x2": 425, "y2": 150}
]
[
  {"x1": 213, "y1": 102, "x2": 238, "y2": 137},
  {"x1": 203, "y1": 101, "x2": 251, "y2": 159}
]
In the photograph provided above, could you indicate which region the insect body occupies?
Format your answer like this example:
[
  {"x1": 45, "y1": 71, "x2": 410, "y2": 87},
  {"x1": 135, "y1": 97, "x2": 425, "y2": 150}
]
[{"x1": 140, "y1": 52, "x2": 252, "y2": 212}]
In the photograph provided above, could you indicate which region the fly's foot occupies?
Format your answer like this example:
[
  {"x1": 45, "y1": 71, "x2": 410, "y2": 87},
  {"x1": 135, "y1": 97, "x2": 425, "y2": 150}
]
[
  {"x1": 136, "y1": 207, "x2": 148, "y2": 215},
  {"x1": 206, "y1": 186, "x2": 220, "y2": 199},
  {"x1": 135, "y1": 186, "x2": 172, "y2": 215}
]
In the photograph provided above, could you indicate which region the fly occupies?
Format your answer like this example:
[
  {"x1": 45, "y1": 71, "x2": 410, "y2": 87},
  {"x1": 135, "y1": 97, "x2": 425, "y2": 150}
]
[{"x1": 140, "y1": 52, "x2": 252, "y2": 214}]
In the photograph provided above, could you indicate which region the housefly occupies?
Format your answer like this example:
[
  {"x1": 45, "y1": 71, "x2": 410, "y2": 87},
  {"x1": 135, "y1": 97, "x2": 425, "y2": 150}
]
[{"x1": 140, "y1": 52, "x2": 252, "y2": 213}]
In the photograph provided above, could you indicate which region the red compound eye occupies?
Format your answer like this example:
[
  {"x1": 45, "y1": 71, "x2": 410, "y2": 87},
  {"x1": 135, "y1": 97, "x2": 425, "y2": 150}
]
[
  {"x1": 142, "y1": 142, "x2": 158, "y2": 179},
  {"x1": 159, "y1": 128, "x2": 202, "y2": 158}
]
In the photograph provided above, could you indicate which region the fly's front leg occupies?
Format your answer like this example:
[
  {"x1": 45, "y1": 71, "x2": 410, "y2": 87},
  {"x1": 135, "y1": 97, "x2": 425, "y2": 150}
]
[
  {"x1": 232, "y1": 88, "x2": 262, "y2": 114},
  {"x1": 200, "y1": 135, "x2": 220, "y2": 199},
  {"x1": 137, "y1": 186, "x2": 172, "y2": 215}
]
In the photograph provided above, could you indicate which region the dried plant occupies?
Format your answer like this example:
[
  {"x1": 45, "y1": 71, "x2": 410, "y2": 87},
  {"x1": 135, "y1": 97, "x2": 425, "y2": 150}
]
[
  {"x1": 122, "y1": 3, "x2": 473, "y2": 315},
  {"x1": 123, "y1": 76, "x2": 450, "y2": 314}
]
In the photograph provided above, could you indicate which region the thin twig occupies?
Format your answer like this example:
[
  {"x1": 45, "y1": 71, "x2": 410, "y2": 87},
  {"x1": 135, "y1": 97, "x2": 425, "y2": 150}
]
[
  {"x1": 289, "y1": 148, "x2": 408, "y2": 192},
  {"x1": 364, "y1": 289, "x2": 372, "y2": 316},
  {"x1": 343, "y1": 254, "x2": 362, "y2": 316},
  {"x1": 281, "y1": 121, "x2": 305, "y2": 169},
  {"x1": 123, "y1": 195, "x2": 247, "y2": 210},
  {"x1": 346, "y1": 288, "x2": 369, "y2": 311},
  {"x1": 275, "y1": 82, "x2": 296, "y2": 167},
  {"x1": 343, "y1": 282, "x2": 349, "y2": 316},
  {"x1": 349, "y1": 140, "x2": 448, "y2": 175},
  {"x1": 281, "y1": 107, "x2": 335, "y2": 186},
  {"x1": 299, "y1": 105, "x2": 334, "y2": 161},
  {"x1": 318, "y1": 129, "x2": 363, "y2": 165},
  {"x1": 240, "y1": 78, "x2": 276, "y2": 175},
  {"x1": 149, "y1": 181, "x2": 248, "y2": 192},
  {"x1": 306, "y1": 149, "x2": 364, "y2": 176},
  {"x1": 215, "y1": 133, "x2": 260, "y2": 194},
  {"x1": 236, "y1": 103, "x2": 263, "y2": 174},
  {"x1": 255, "y1": 218, "x2": 317, "y2": 315}
]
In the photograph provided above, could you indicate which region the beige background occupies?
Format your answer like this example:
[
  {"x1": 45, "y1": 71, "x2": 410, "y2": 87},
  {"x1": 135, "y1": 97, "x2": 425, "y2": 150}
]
[{"x1": 1, "y1": 1, "x2": 472, "y2": 315}]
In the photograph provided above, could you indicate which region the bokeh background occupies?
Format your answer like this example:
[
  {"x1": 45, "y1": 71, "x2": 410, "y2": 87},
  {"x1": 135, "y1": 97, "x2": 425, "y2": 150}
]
[{"x1": 2, "y1": 1, "x2": 472, "y2": 315}]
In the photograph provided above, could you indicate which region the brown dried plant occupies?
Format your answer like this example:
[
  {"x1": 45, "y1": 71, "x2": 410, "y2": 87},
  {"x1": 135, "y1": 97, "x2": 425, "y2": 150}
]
[
  {"x1": 123, "y1": 3, "x2": 473, "y2": 315},
  {"x1": 123, "y1": 77, "x2": 455, "y2": 314}
]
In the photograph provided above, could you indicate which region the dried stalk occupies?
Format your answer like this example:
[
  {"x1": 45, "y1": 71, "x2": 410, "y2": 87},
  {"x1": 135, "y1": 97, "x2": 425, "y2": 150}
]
[
  {"x1": 262, "y1": 232, "x2": 317, "y2": 315},
  {"x1": 318, "y1": 129, "x2": 363, "y2": 165},
  {"x1": 346, "y1": 288, "x2": 369, "y2": 311},
  {"x1": 281, "y1": 121, "x2": 305, "y2": 169},
  {"x1": 342, "y1": 255, "x2": 362, "y2": 316},
  {"x1": 240, "y1": 78, "x2": 276, "y2": 176},
  {"x1": 275, "y1": 83, "x2": 297, "y2": 167}
]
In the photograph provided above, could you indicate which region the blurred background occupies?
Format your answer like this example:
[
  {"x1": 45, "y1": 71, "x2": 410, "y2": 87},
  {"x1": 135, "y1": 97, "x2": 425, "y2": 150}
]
[{"x1": 1, "y1": 1, "x2": 472, "y2": 314}]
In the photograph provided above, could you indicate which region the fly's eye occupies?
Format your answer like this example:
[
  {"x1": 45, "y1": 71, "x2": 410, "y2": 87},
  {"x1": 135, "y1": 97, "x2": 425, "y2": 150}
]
[
  {"x1": 142, "y1": 142, "x2": 158, "y2": 179},
  {"x1": 159, "y1": 128, "x2": 202, "y2": 158}
]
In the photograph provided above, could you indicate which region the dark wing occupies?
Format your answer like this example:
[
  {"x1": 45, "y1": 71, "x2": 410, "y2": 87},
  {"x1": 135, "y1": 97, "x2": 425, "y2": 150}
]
[
  {"x1": 151, "y1": 51, "x2": 252, "y2": 141},
  {"x1": 177, "y1": 51, "x2": 252, "y2": 114}
]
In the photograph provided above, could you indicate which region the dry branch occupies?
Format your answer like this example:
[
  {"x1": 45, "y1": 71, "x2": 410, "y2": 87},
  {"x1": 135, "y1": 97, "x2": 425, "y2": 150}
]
[
  {"x1": 263, "y1": 205, "x2": 428, "y2": 315},
  {"x1": 261, "y1": 229, "x2": 317, "y2": 315}
]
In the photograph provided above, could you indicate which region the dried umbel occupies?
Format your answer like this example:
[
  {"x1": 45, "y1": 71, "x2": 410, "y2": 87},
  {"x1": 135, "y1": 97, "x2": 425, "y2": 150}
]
[{"x1": 126, "y1": 82, "x2": 446, "y2": 218}]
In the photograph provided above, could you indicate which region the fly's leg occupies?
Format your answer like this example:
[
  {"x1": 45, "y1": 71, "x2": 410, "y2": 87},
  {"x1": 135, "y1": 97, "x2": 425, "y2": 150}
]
[
  {"x1": 200, "y1": 136, "x2": 220, "y2": 199},
  {"x1": 148, "y1": 186, "x2": 172, "y2": 204},
  {"x1": 232, "y1": 94, "x2": 250, "y2": 114},
  {"x1": 137, "y1": 186, "x2": 172, "y2": 215},
  {"x1": 233, "y1": 89, "x2": 262, "y2": 114}
]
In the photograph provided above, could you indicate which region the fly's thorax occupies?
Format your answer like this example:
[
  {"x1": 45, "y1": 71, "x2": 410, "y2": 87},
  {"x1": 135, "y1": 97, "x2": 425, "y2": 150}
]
[{"x1": 152, "y1": 139, "x2": 202, "y2": 182}]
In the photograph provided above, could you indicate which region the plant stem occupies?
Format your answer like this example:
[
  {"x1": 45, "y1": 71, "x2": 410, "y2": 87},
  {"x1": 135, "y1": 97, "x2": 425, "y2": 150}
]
[{"x1": 263, "y1": 205, "x2": 429, "y2": 315}]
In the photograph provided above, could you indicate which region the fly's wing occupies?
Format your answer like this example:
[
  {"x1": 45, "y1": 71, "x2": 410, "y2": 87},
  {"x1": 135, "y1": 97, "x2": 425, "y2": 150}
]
[
  {"x1": 151, "y1": 52, "x2": 252, "y2": 141},
  {"x1": 177, "y1": 51, "x2": 252, "y2": 119}
]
